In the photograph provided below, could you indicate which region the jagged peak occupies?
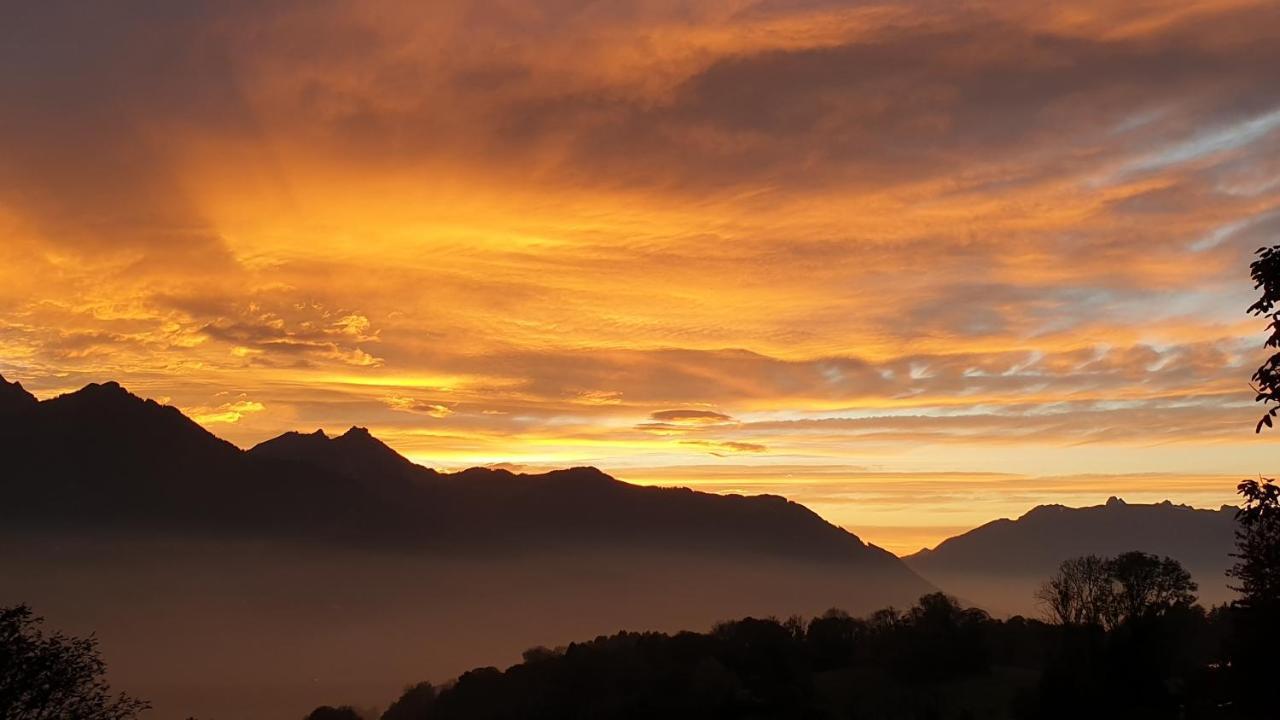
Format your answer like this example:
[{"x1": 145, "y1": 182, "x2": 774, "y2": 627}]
[
  {"x1": 42, "y1": 380, "x2": 175, "y2": 415},
  {"x1": 53, "y1": 380, "x2": 153, "y2": 410},
  {"x1": 1018, "y1": 503, "x2": 1067, "y2": 520},
  {"x1": 0, "y1": 374, "x2": 38, "y2": 411},
  {"x1": 455, "y1": 465, "x2": 516, "y2": 478},
  {"x1": 13, "y1": 378, "x2": 240, "y2": 458},
  {"x1": 78, "y1": 380, "x2": 129, "y2": 395},
  {"x1": 449, "y1": 465, "x2": 618, "y2": 487},
  {"x1": 539, "y1": 466, "x2": 620, "y2": 485},
  {"x1": 252, "y1": 429, "x2": 330, "y2": 452},
  {"x1": 249, "y1": 423, "x2": 417, "y2": 479},
  {"x1": 333, "y1": 426, "x2": 402, "y2": 454},
  {"x1": 1005, "y1": 497, "x2": 1226, "y2": 528},
  {"x1": 255, "y1": 426, "x2": 398, "y2": 451},
  {"x1": 556, "y1": 465, "x2": 610, "y2": 478}
]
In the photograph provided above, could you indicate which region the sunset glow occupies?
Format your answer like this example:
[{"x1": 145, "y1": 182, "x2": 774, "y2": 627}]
[{"x1": 5, "y1": 0, "x2": 1279, "y2": 553}]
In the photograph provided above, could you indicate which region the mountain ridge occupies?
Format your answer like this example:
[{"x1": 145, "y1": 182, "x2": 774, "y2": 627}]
[
  {"x1": 2, "y1": 375, "x2": 1244, "y2": 719},
  {"x1": 904, "y1": 495, "x2": 1238, "y2": 614},
  {"x1": 249, "y1": 425, "x2": 430, "y2": 483},
  {"x1": 0, "y1": 376, "x2": 914, "y2": 573},
  {"x1": 0, "y1": 374, "x2": 37, "y2": 413}
]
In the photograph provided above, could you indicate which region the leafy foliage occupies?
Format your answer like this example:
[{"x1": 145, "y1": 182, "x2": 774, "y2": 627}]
[
  {"x1": 1036, "y1": 555, "x2": 1115, "y2": 627},
  {"x1": 0, "y1": 604, "x2": 149, "y2": 720},
  {"x1": 379, "y1": 682, "x2": 436, "y2": 720},
  {"x1": 1247, "y1": 245, "x2": 1280, "y2": 432},
  {"x1": 1035, "y1": 553, "x2": 1197, "y2": 630},
  {"x1": 1233, "y1": 250, "x2": 1280, "y2": 713},
  {"x1": 327, "y1": 589, "x2": 1231, "y2": 720},
  {"x1": 1108, "y1": 551, "x2": 1198, "y2": 622},
  {"x1": 1225, "y1": 477, "x2": 1280, "y2": 715},
  {"x1": 305, "y1": 706, "x2": 365, "y2": 720},
  {"x1": 1229, "y1": 477, "x2": 1280, "y2": 607}
]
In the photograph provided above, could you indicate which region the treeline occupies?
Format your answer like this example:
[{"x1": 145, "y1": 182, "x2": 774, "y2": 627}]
[
  {"x1": 3, "y1": 477, "x2": 1275, "y2": 720},
  {"x1": 2, "y1": 548, "x2": 1262, "y2": 720},
  {"x1": 300, "y1": 495, "x2": 1280, "y2": 720},
  {"x1": 303, "y1": 557, "x2": 1238, "y2": 720}
]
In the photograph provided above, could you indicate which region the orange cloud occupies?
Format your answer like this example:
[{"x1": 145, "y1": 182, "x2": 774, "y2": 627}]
[
  {"x1": 1, "y1": 0, "x2": 1277, "y2": 540},
  {"x1": 679, "y1": 440, "x2": 768, "y2": 456}
]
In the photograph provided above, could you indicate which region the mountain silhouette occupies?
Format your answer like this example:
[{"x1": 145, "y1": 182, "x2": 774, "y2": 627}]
[
  {"x1": 0, "y1": 376, "x2": 933, "y2": 720},
  {"x1": 0, "y1": 375, "x2": 37, "y2": 415},
  {"x1": 904, "y1": 496, "x2": 1237, "y2": 614},
  {"x1": 0, "y1": 374, "x2": 923, "y2": 568},
  {"x1": 249, "y1": 426, "x2": 428, "y2": 483}
]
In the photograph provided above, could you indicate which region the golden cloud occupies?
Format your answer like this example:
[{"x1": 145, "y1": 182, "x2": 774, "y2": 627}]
[{"x1": 1, "y1": 0, "x2": 1277, "y2": 541}]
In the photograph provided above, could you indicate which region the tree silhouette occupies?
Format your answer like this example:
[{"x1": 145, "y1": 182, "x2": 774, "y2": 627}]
[
  {"x1": 1034, "y1": 555, "x2": 1209, "y2": 717},
  {"x1": 1226, "y1": 476, "x2": 1280, "y2": 714},
  {"x1": 1236, "y1": 247, "x2": 1280, "y2": 712},
  {"x1": 1036, "y1": 555, "x2": 1114, "y2": 627},
  {"x1": 1243, "y1": 247, "x2": 1280, "y2": 605},
  {"x1": 1229, "y1": 477, "x2": 1280, "y2": 607},
  {"x1": 0, "y1": 604, "x2": 149, "y2": 720},
  {"x1": 1248, "y1": 244, "x2": 1280, "y2": 432},
  {"x1": 900, "y1": 592, "x2": 991, "y2": 683},
  {"x1": 380, "y1": 682, "x2": 436, "y2": 720},
  {"x1": 1035, "y1": 553, "x2": 1196, "y2": 630},
  {"x1": 1106, "y1": 551, "x2": 1197, "y2": 623},
  {"x1": 358, "y1": 591, "x2": 1236, "y2": 720},
  {"x1": 304, "y1": 706, "x2": 364, "y2": 720}
]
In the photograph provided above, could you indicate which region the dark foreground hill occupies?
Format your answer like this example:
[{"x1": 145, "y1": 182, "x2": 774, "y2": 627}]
[
  {"x1": 306, "y1": 591, "x2": 1236, "y2": 720},
  {"x1": 904, "y1": 498, "x2": 1237, "y2": 615},
  {"x1": 0, "y1": 376, "x2": 931, "y2": 720}
]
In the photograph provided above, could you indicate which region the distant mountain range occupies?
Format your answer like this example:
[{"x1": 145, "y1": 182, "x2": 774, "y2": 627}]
[
  {"x1": 0, "y1": 375, "x2": 932, "y2": 720},
  {"x1": 0, "y1": 375, "x2": 923, "y2": 569},
  {"x1": 905, "y1": 497, "x2": 1239, "y2": 615},
  {"x1": 0, "y1": 374, "x2": 1245, "y2": 717}
]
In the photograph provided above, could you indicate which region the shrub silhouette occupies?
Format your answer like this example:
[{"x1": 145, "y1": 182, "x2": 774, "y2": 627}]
[
  {"x1": 1036, "y1": 553, "x2": 1197, "y2": 630},
  {"x1": 1225, "y1": 476, "x2": 1280, "y2": 715},
  {"x1": 305, "y1": 705, "x2": 364, "y2": 720},
  {"x1": 0, "y1": 604, "x2": 149, "y2": 720},
  {"x1": 1237, "y1": 246, "x2": 1280, "y2": 713},
  {"x1": 381, "y1": 682, "x2": 436, "y2": 720},
  {"x1": 333, "y1": 584, "x2": 1239, "y2": 719},
  {"x1": 333, "y1": 591, "x2": 1231, "y2": 719}
]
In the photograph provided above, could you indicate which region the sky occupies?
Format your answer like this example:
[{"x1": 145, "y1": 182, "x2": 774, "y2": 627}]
[{"x1": 2, "y1": 0, "x2": 1279, "y2": 554}]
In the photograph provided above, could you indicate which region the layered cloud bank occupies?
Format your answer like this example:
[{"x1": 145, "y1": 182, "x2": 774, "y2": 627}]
[{"x1": 3, "y1": 0, "x2": 1278, "y2": 550}]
